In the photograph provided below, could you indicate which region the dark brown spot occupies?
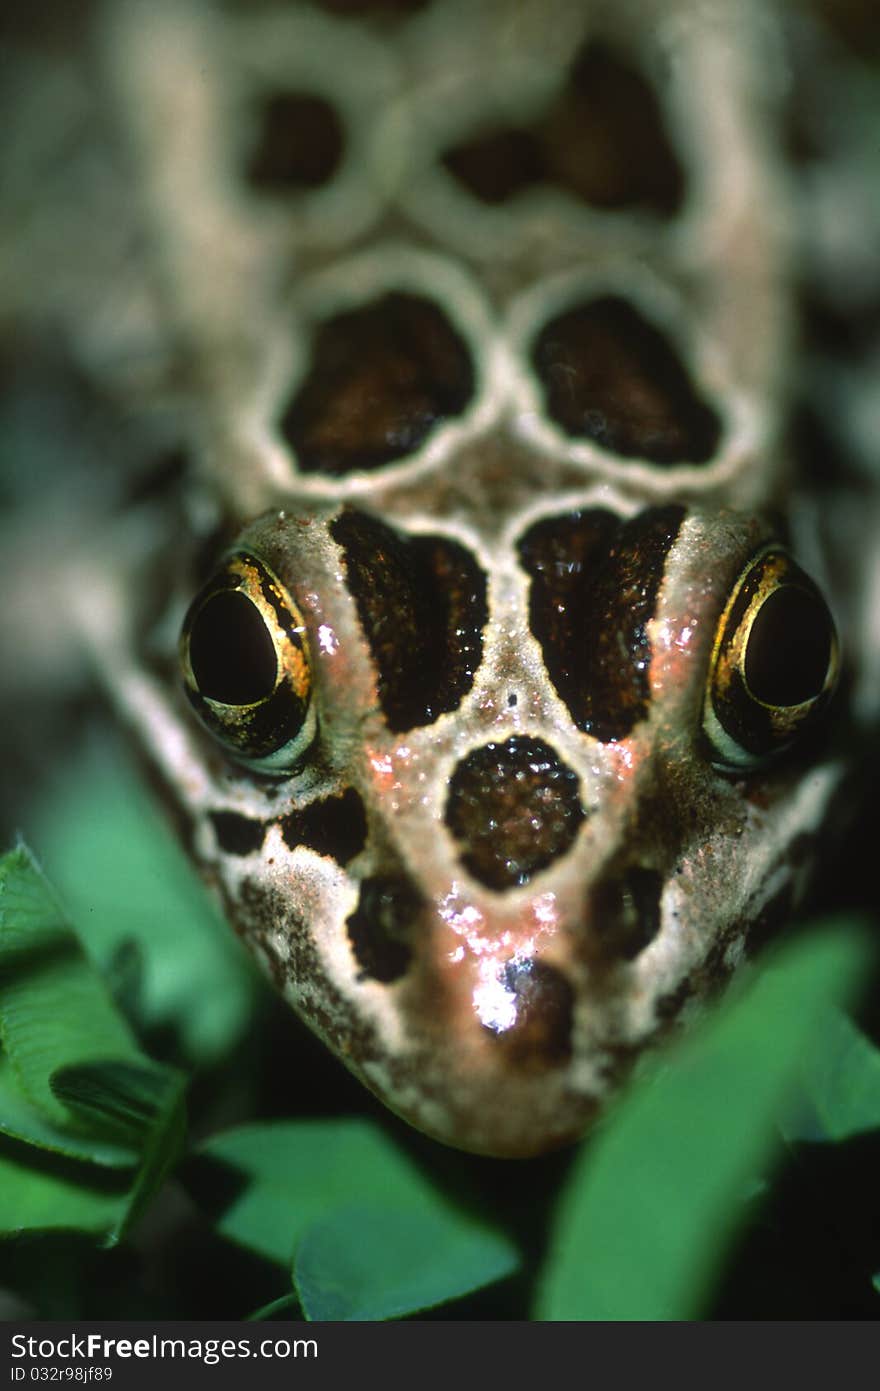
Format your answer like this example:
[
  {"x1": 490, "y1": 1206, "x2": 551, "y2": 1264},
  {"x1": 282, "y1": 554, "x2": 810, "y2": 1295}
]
[
  {"x1": 442, "y1": 40, "x2": 684, "y2": 216},
  {"x1": 346, "y1": 875, "x2": 420, "y2": 983},
  {"x1": 331, "y1": 509, "x2": 487, "y2": 732},
  {"x1": 518, "y1": 505, "x2": 685, "y2": 741},
  {"x1": 443, "y1": 128, "x2": 546, "y2": 206},
  {"x1": 315, "y1": 0, "x2": 428, "y2": 13},
  {"x1": 280, "y1": 789, "x2": 367, "y2": 866},
  {"x1": 539, "y1": 41, "x2": 685, "y2": 214},
  {"x1": 445, "y1": 736, "x2": 584, "y2": 890},
  {"x1": 533, "y1": 295, "x2": 720, "y2": 464},
  {"x1": 589, "y1": 867, "x2": 664, "y2": 960},
  {"x1": 210, "y1": 811, "x2": 267, "y2": 857},
  {"x1": 282, "y1": 293, "x2": 474, "y2": 475},
  {"x1": 244, "y1": 92, "x2": 344, "y2": 192},
  {"x1": 482, "y1": 958, "x2": 574, "y2": 1070}
]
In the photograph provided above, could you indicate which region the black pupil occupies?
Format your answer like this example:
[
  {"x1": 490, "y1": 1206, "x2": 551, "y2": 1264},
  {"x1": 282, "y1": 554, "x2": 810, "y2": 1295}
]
[
  {"x1": 189, "y1": 590, "x2": 278, "y2": 705},
  {"x1": 744, "y1": 586, "x2": 832, "y2": 707}
]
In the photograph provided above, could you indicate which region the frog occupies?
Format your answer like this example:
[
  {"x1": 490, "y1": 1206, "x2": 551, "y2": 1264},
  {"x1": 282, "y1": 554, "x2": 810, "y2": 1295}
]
[{"x1": 5, "y1": 0, "x2": 879, "y2": 1156}]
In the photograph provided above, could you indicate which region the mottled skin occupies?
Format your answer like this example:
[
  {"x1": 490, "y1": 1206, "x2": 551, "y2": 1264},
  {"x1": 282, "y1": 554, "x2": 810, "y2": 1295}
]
[
  {"x1": 17, "y1": 0, "x2": 871, "y2": 1155},
  {"x1": 163, "y1": 502, "x2": 838, "y2": 1156}
]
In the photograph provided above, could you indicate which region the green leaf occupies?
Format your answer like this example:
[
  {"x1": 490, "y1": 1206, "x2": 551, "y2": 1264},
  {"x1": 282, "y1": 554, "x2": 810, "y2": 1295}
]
[
  {"x1": 783, "y1": 1007, "x2": 880, "y2": 1143},
  {"x1": 0, "y1": 1057, "x2": 134, "y2": 1168},
  {"x1": 0, "y1": 1140, "x2": 131, "y2": 1238},
  {"x1": 32, "y1": 738, "x2": 258, "y2": 1065},
  {"x1": 197, "y1": 1120, "x2": 520, "y2": 1320},
  {"x1": 48, "y1": 1059, "x2": 188, "y2": 1244},
  {"x1": 294, "y1": 1203, "x2": 519, "y2": 1321},
  {"x1": 0, "y1": 845, "x2": 141, "y2": 1128},
  {"x1": 195, "y1": 1116, "x2": 520, "y2": 1319},
  {"x1": 0, "y1": 846, "x2": 187, "y2": 1240},
  {"x1": 194, "y1": 1118, "x2": 456, "y2": 1266},
  {"x1": 51, "y1": 1060, "x2": 177, "y2": 1144},
  {"x1": 102, "y1": 1065, "x2": 188, "y2": 1245},
  {"x1": 245, "y1": 1293, "x2": 302, "y2": 1322},
  {"x1": 535, "y1": 922, "x2": 870, "y2": 1321}
]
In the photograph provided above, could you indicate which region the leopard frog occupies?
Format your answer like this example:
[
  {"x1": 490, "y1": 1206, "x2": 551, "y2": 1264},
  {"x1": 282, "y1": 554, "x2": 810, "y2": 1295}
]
[{"x1": 11, "y1": 0, "x2": 879, "y2": 1156}]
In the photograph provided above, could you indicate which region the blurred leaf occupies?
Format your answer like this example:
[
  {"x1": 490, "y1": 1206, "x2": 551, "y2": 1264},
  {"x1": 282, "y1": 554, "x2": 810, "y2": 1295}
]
[
  {"x1": 783, "y1": 1008, "x2": 880, "y2": 1143},
  {"x1": 535, "y1": 922, "x2": 870, "y2": 1321},
  {"x1": 294, "y1": 1203, "x2": 519, "y2": 1321},
  {"x1": 33, "y1": 738, "x2": 258, "y2": 1065}
]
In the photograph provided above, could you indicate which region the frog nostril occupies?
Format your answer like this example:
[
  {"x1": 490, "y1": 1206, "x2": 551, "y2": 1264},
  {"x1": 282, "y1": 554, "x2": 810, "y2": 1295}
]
[{"x1": 444, "y1": 736, "x2": 585, "y2": 890}]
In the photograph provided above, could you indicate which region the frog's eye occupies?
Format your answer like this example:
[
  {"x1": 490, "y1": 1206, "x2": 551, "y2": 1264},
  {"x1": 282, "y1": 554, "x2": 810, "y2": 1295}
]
[
  {"x1": 179, "y1": 552, "x2": 315, "y2": 772},
  {"x1": 703, "y1": 548, "x2": 840, "y2": 770}
]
